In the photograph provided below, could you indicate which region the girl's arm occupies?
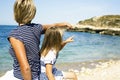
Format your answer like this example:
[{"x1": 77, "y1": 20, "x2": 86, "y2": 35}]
[
  {"x1": 60, "y1": 36, "x2": 74, "y2": 50},
  {"x1": 46, "y1": 64, "x2": 55, "y2": 80},
  {"x1": 9, "y1": 37, "x2": 32, "y2": 80},
  {"x1": 42, "y1": 22, "x2": 72, "y2": 32}
]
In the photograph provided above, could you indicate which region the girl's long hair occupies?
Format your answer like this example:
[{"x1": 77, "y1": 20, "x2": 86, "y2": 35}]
[{"x1": 40, "y1": 27, "x2": 62, "y2": 56}]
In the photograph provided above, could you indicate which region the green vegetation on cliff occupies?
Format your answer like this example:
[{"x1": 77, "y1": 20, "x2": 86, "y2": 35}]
[
  {"x1": 69, "y1": 15, "x2": 120, "y2": 36},
  {"x1": 78, "y1": 15, "x2": 120, "y2": 28}
]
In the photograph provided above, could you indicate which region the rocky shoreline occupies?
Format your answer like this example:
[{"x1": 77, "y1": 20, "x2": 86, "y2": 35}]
[
  {"x1": 68, "y1": 25, "x2": 120, "y2": 36},
  {"x1": 68, "y1": 15, "x2": 120, "y2": 36}
]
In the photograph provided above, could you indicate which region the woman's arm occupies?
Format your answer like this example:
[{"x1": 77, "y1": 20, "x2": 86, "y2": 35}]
[
  {"x1": 42, "y1": 22, "x2": 72, "y2": 32},
  {"x1": 46, "y1": 64, "x2": 55, "y2": 80},
  {"x1": 9, "y1": 37, "x2": 32, "y2": 80}
]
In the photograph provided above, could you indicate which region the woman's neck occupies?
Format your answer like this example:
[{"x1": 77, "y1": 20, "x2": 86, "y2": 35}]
[
  {"x1": 19, "y1": 22, "x2": 31, "y2": 26},
  {"x1": 19, "y1": 24, "x2": 25, "y2": 26}
]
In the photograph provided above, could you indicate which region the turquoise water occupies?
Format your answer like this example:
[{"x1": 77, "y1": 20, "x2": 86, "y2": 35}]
[
  {"x1": 58, "y1": 32, "x2": 120, "y2": 62},
  {"x1": 0, "y1": 25, "x2": 120, "y2": 74}
]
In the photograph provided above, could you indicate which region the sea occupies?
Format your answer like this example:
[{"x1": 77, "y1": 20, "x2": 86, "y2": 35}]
[{"x1": 0, "y1": 25, "x2": 120, "y2": 76}]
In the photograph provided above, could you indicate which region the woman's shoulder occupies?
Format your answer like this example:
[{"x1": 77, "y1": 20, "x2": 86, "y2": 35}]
[{"x1": 27, "y1": 23, "x2": 42, "y2": 28}]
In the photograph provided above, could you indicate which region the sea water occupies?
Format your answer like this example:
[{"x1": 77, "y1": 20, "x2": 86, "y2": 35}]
[{"x1": 0, "y1": 25, "x2": 120, "y2": 75}]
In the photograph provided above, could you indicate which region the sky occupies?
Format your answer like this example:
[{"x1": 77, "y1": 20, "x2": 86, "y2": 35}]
[{"x1": 0, "y1": 0, "x2": 120, "y2": 25}]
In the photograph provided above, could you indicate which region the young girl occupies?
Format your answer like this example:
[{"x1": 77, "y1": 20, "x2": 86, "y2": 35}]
[
  {"x1": 40, "y1": 27, "x2": 77, "y2": 80},
  {"x1": 0, "y1": 0, "x2": 72, "y2": 80}
]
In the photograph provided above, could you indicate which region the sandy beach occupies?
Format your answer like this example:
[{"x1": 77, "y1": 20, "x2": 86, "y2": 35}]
[
  {"x1": 0, "y1": 59, "x2": 120, "y2": 80},
  {"x1": 56, "y1": 59, "x2": 120, "y2": 80}
]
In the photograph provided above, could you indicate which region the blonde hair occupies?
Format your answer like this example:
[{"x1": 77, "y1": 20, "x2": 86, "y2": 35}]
[
  {"x1": 40, "y1": 27, "x2": 63, "y2": 56},
  {"x1": 14, "y1": 0, "x2": 36, "y2": 24}
]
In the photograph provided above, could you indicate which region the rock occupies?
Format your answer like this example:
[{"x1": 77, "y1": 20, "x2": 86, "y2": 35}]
[{"x1": 68, "y1": 15, "x2": 120, "y2": 36}]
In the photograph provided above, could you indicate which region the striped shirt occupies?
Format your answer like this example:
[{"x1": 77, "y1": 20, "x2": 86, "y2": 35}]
[{"x1": 8, "y1": 23, "x2": 44, "y2": 79}]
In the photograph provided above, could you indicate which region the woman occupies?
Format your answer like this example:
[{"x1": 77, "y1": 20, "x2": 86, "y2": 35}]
[{"x1": 0, "y1": 0, "x2": 72, "y2": 80}]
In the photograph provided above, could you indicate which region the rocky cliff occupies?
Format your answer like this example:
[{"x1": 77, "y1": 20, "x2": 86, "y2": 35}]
[{"x1": 70, "y1": 15, "x2": 120, "y2": 36}]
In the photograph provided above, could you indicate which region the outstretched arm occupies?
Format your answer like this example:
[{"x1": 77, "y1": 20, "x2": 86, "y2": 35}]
[
  {"x1": 60, "y1": 36, "x2": 74, "y2": 50},
  {"x1": 42, "y1": 22, "x2": 72, "y2": 32},
  {"x1": 9, "y1": 37, "x2": 32, "y2": 80}
]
